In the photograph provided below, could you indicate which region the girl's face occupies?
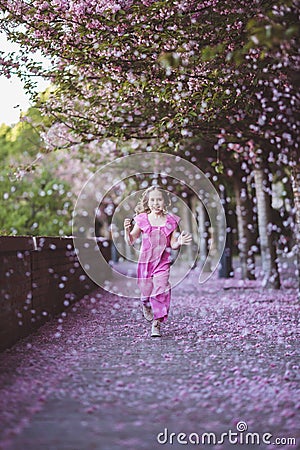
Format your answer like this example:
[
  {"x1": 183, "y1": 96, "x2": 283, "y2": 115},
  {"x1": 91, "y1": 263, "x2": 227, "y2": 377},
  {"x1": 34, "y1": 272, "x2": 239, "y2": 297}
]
[{"x1": 147, "y1": 189, "x2": 165, "y2": 213}]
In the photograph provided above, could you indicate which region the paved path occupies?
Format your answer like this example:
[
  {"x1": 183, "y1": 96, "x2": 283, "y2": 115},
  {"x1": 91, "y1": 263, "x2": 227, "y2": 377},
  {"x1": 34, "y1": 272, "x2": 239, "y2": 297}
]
[{"x1": 0, "y1": 263, "x2": 299, "y2": 450}]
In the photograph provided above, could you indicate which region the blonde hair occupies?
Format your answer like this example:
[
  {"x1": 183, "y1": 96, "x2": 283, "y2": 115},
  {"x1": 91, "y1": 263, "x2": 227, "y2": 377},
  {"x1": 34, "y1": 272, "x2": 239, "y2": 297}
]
[{"x1": 135, "y1": 186, "x2": 170, "y2": 215}]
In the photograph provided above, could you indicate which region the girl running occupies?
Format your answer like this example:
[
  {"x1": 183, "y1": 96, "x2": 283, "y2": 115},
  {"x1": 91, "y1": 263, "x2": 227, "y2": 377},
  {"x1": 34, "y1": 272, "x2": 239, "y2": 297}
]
[{"x1": 124, "y1": 186, "x2": 192, "y2": 337}]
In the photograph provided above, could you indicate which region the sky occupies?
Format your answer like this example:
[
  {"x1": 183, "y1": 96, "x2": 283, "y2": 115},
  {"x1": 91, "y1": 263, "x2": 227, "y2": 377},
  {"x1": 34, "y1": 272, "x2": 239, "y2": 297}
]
[{"x1": 0, "y1": 33, "x2": 50, "y2": 126}]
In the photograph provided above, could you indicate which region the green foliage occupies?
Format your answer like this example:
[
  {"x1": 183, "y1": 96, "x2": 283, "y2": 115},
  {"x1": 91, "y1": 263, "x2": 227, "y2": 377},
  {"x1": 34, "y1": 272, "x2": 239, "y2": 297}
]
[
  {"x1": 0, "y1": 124, "x2": 14, "y2": 161},
  {"x1": 0, "y1": 90, "x2": 74, "y2": 237},
  {"x1": 158, "y1": 51, "x2": 183, "y2": 69},
  {"x1": 211, "y1": 160, "x2": 224, "y2": 174},
  {"x1": 201, "y1": 44, "x2": 226, "y2": 62},
  {"x1": 1, "y1": 108, "x2": 44, "y2": 164},
  {"x1": 0, "y1": 167, "x2": 73, "y2": 236}
]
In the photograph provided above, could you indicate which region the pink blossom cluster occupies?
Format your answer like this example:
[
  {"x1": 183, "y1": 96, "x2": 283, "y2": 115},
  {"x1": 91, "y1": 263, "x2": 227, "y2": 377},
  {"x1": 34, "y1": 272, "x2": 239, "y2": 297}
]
[{"x1": 0, "y1": 0, "x2": 298, "y2": 166}]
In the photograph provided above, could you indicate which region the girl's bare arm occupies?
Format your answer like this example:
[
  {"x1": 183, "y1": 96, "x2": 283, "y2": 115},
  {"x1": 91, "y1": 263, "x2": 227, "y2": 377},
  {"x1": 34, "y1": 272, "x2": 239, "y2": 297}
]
[
  {"x1": 124, "y1": 219, "x2": 141, "y2": 245},
  {"x1": 170, "y1": 228, "x2": 192, "y2": 250}
]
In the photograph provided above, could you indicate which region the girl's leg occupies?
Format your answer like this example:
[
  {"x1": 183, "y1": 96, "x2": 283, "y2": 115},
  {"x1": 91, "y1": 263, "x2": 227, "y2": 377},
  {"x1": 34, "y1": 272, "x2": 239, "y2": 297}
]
[
  {"x1": 151, "y1": 272, "x2": 169, "y2": 337},
  {"x1": 150, "y1": 271, "x2": 171, "y2": 323},
  {"x1": 151, "y1": 318, "x2": 162, "y2": 337},
  {"x1": 141, "y1": 297, "x2": 151, "y2": 306},
  {"x1": 138, "y1": 277, "x2": 154, "y2": 321}
]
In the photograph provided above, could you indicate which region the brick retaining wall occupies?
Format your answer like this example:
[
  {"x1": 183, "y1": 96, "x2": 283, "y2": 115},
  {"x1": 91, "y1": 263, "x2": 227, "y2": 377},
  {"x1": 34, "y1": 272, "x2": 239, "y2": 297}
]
[{"x1": 0, "y1": 236, "x2": 110, "y2": 352}]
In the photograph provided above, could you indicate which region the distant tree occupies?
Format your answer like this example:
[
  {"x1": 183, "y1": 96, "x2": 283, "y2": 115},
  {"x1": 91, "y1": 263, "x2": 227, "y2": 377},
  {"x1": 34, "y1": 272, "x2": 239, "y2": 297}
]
[
  {"x1": 0, "y1": 166, "x2": 73, "y2": 236},
  {"x1": 0, "y1": 95, "x2": 73, "y2": 237}
]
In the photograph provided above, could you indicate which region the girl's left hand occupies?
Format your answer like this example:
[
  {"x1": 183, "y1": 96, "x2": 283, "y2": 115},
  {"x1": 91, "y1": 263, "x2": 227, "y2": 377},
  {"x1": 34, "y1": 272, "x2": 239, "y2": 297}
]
[{"x1": 178, "y1": 231, "x2": 193, "y2": 246}]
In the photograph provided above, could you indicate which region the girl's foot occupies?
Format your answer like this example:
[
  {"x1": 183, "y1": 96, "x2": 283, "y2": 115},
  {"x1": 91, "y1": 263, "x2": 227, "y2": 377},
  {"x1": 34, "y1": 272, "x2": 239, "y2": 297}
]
[
  {"x1": 151, "y1": 319, "x2": 162, "y2": 337},
  {"x1": 142, "y1": 304, "x2": 153, "y2": 322}
]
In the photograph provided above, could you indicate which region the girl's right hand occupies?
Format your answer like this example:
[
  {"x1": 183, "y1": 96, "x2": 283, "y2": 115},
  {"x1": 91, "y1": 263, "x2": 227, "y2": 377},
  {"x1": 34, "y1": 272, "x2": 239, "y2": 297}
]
[
  {"x1": 178, "y1": 230, "x2": 193, "y2": 246},
  {"x1": 124, "y1": 218, "x2": 132, "y2": 231}
]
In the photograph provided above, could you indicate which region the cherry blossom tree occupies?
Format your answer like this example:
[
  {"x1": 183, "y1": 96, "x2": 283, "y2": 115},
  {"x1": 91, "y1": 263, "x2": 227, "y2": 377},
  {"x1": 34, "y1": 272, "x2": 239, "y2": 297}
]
[{"x1": 0, "y1": 1, "x2": 297, "y2": 153}]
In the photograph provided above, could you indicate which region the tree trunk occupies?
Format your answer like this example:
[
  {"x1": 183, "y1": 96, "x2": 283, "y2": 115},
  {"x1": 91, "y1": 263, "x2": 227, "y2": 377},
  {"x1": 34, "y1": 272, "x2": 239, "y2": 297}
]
[
  {"x1": 186, "y1": 196, "x2": 196, "y2": 266},
  {"x1": 291, "y1": 163, "x2": 300, "y2": 299},
  {"x1": 196, "y1": 200, "x2": 208, "y2": 270},
  {"x1": 233, "y1": 174, "x2": 256, "y2": 280},
  {"x1": 253, "y1": 161, "x2": 280, "y2": 289},
  {"x1": 218, "y1": 186, "x2": 233, "y2": 278}
]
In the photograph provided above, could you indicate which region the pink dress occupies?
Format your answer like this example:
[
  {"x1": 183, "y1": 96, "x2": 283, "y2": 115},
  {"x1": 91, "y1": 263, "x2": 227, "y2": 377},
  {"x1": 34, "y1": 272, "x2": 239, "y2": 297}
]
[{"x1": 134, "y1": 212, "x2": 180, "y2": 322}]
